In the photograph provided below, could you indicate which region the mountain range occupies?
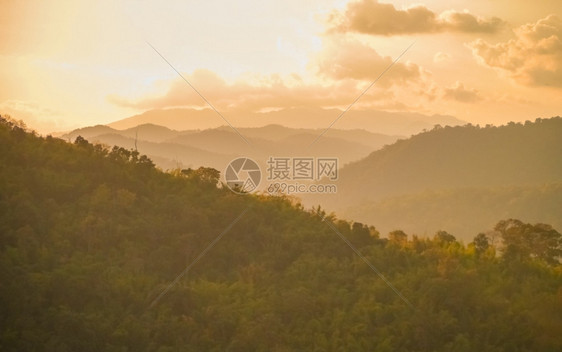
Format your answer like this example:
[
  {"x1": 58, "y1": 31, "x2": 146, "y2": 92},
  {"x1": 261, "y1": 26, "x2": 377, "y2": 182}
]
[
  {"x1": 59, "y1": 110, "x2": 562, "y2": 242},
  {"x1": 107, "y1": 107, "x2": 465, "y2": 136},
  {"x1": 60, "y1": 123, "x2": 401, "y2": 170}
]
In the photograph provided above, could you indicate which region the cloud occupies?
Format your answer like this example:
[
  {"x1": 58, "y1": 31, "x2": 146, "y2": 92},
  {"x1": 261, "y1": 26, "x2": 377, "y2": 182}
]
[
  {"x1": 313, "y1": 39, "x2": 422, "y2": 84},
  {"x1": 108, "y1": 69, "x2": 380, "y2": 112},
  {"x1": 329, "y1": 0, "x2": 504, "y2": 36},
  {"x1": 438, "y1": 10, "x2": 503, "y2": 34},
  {"x1": 110, "y1": 35, "x2": 433, "y2": 114},
  {"x1": 443, "y1": 82, "x2": 481, "y2": 103},
  {"x1": 469, "y1": 15, "x2": 562, "y2": 88}
]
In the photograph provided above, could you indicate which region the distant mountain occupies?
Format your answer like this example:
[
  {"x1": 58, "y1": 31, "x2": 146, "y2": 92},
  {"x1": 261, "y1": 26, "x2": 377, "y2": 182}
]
[
  {"x1": 58, "y1": 124, "x2": 116, "y2": 140},
  {"x1": 86, "y1": 133, "x2": 232, "y2": 170},
  {"x1": 107, "y1": 108, "x2": 223, "y2": 131},
  {"x1": 108, "y1": 107, "x2": 464, "y2": 136},
  {"x1": 166, "y1": 129, "x2": 257, "y2": 156},
  {"x1": 231, "y1": 124, "x2": 398, "y2": 151},
  {"x1": 167, "y1": 130, "x2": 381, "y2": 163},
  {"x1": 61, "y1": 124, "x2": 400, "y2": 170},
  {"x1": 304, "y1": 117, "x2": 562, "y2": 240},
  {"x1": 60, "y1": 123, "x2": 182, "y2": 143}
]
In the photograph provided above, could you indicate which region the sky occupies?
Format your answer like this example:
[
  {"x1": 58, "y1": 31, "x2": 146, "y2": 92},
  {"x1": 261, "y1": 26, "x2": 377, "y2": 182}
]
[{"x1": 0, "y1": 0, "x2": 561, "y2": 133}]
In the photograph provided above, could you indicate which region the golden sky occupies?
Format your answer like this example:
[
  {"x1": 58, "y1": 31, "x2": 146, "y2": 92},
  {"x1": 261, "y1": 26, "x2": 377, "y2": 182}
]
[{"x1": 1, "y1": 0, "x2": 561, "y2": 133}]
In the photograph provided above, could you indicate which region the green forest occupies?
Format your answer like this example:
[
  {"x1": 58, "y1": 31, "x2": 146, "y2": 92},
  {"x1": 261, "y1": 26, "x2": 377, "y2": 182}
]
[{"x1": 1, "y1": 115, "x2": 562, "y2": 351}]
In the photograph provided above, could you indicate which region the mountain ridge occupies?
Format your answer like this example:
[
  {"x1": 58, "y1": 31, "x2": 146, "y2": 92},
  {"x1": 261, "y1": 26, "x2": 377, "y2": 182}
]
[
  {"x1": 60, "y1": 123, "x2": 401, "y2": 170},
  {"x1": 107, "y1": 107, "x2": 465, "y2": 136},
  {"x1": 303, "y1": 117, "x2": 562, "y2": 240}
]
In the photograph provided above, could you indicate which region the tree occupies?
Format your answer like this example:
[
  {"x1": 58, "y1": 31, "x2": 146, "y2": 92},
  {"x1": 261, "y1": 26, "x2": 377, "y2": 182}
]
[
  {"x1": 74, "y1": 135, "x2": 90, "y2": 148},
  {"x1": 495, "y1": 219, "x2": 562, "y2": 266},
  {"x1": 434, "y1": 230, "x2": 456, "y2": 245},
  {"x1": 472, "y1": 233, "x2": 489, "y2": 256},
  {"x1": 181, "y1": 167, "x2": 220, "y2": 186},
  {"x1": 388, "y1": 230, "x2": 408, "y2": 245},
  {"x1": 349, "y1": 222, "x2": 375, "y2": 247}
]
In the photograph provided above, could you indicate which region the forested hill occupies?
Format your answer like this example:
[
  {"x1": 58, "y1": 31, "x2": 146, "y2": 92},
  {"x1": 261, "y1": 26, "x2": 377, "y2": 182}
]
[
  {"x1": 1, "y1": 116, "x2": 562, "y2": 351},
  {"x1": 334, "y1": 117, "x2": 562, "y2": 206},
  {"x1": 305, "y1": 117, "x2": 562, "y2": 239}
]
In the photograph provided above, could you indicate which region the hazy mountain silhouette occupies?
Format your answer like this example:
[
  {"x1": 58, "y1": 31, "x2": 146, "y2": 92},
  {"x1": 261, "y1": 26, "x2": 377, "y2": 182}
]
[
  {"x1": 304, "y1": 117, "x2": 562, "y2": 240},
  {"x1": 108, "y1": 107, "x2": 465, "y2": 135},
  {"x1": 84, "y1": 133, "x2": 232, "y2": 170},
  {"x1": 219, "y1": 124, "x2": 398, "y2": 150},
  {"x1": 61, "y1": 123, "x2": 400, "y2": 170},
  {"x1": 60, "y1": 123, "x2": 182, "y2": 143}
]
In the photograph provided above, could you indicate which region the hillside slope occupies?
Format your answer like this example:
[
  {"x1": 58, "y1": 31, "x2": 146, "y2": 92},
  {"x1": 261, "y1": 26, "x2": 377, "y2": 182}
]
[
  {"x1": 342, "y1": 184, "x2": 562, "y2": 239},
  {"x1": 306, "y1": 118, "x2": 562, "y2": 239},
  {"x1": 338, "y1": 118, "x2": 562, "y2": 203},
  {"x1": 1, "y1": 116, "x2": 561, "y2": 351}
]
